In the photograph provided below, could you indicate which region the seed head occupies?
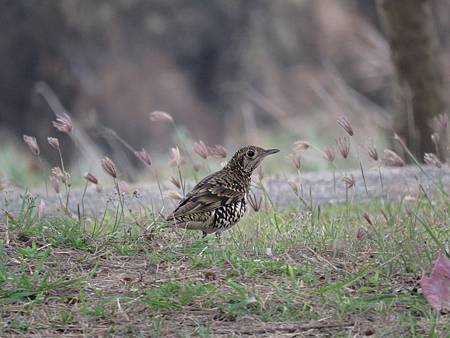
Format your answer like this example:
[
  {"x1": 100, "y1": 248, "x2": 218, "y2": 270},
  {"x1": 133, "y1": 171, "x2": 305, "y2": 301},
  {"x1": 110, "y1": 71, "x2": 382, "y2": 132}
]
[
  {"x1": 382, "y1": 149, "x2": 405, "y2": 167},
  {"x1": 169, "y1": 176, "x2": 181, "y2": 189},
  {"x1": 378, "y1": 210, "x2": 388, "y2": 224},
  {"x1": 83, "y1": 172, "x2": 99, "y2": 185},
  {"x1": 362, "y1": 212, "x2": 373, "y2": 226},
  {"x1": 288, "y1": 153, "x2": 302, "y2": 170},
  {"x1": 134, "y1": 148, "x2": 152, "y2": 166},
  {"x1": 49, "y1": 175, "x2": 60, "y2": 193},
  {"x1": 207, "y1": 144, "x2": 227, "y2": 158},
  {"x1": 431, "y1": 132, "x2": 440, "y2": 146},
  {"x1": 337, "y1": 115, "x2": 354, "y2": 136},
  {"x1": 193, "y1": 140, "x2": 208, "y2": 159},
  {"x1": 51, "y1": 167, "x2": 64, "y2": 181},
  {"x1": 403, "y1": 195, "x2": 417, "y2": 214},
  {"x1": 424, "y1": 153, "x2": 442, "y2": 168},
  {"x1": 55, "y1": 168, "x2": 70, "y2": 184},
  {"x1": 323, "y1": 145, "x2": 336, "y2": 162},
  {"x1": 192, "y1": 162, "x2": 201, "y2": 172},
  {"x1": 355, "y1": 227, "x2": 367, "y2": 241},
  {"x1": 47, "y1": 137, "x2": 60, "y2": 150},
  {"x1": 293, "y1": 140, "x2": 311, "y2": 152},
  {"x1": 95, "y1": 183, "x2": 103, "y2": 193},
  {"x1": 341, "y1": 175, "x2": 355, "y2": 189},
  {"x1": 23, "y1": 135, "x2": 40, "y2": 156},
  {"x1": 101, "y1": 157, "x2": 118, "y2": 178},
  {"x1": 52, "y1": 112, "x2": 73, "y2": 134},
  {"x1": 169, "y1": 147, "x2": 185, "y2": 167},
  {"x1": 118, "y1": 180, "x2": 131, "y2": 194},
  {"x1": 287, "y1": 180, "x2": 298, "y2": 194},
  {"x1": 164, "y1": 190, "x2": 183, "y2": 201},
  {"x1": 336, "y1": 136, "x2": 351, "y2": 159},
  {"x1": 149, "y1": 110, "x2": 174, "y2": 123},
  {"x1": 429, "y1": 115, "x2": 448, "y2": 162},
  {"x1": 393, "y1": 133, "x2": 405, "y2": 143},
  {"x1": 38, "y1": 199, "x2": 45, "y2": 219},
  {"x1": 367, "y1": 139, "x2": 378, "y2": 161},
  {"x1": 430, "y1": 113, "x2": 448, "y2": 133},
  {"x1": 247, "y1": 191, "x2": 262, "y2": 212}
]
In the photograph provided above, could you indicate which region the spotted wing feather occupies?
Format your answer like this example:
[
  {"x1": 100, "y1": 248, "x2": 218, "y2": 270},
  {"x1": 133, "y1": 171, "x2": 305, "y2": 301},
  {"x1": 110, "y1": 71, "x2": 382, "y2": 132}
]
[{"x1": 166, "y1": 173, "x2": 245, "y2": 222}]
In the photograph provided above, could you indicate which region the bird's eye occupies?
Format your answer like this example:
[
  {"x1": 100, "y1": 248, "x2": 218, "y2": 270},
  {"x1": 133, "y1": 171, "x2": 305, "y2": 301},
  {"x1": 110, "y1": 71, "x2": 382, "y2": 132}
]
[{"x1": 246, "y1": 150, "x2": 255, "y2": 157}]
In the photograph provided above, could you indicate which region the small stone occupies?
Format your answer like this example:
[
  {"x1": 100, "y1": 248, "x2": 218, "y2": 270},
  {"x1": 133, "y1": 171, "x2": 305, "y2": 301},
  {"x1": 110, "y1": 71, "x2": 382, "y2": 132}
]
[{"x1": 147, "y1": 263, "x2": 158, "y2": 273}]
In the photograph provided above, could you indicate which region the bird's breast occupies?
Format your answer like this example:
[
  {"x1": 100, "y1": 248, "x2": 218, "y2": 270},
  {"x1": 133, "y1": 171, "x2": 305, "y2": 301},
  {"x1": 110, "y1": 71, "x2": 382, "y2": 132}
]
[{"x1": 213, "y1": 198, "x2": 247, "y2": 229}]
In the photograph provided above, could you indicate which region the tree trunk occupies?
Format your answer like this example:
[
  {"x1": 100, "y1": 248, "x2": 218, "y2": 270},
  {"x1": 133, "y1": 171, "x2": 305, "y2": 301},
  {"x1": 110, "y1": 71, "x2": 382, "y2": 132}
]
[{"x1": 377, "y1": 0, "x2": 446, "y2": 161}]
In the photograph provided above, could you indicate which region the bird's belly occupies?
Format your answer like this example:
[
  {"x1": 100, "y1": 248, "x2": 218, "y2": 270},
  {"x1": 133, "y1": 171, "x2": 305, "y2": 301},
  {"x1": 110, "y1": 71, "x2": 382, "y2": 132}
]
[{"x1": 213, "y1": 200, "x2": 247, "y2": 230}]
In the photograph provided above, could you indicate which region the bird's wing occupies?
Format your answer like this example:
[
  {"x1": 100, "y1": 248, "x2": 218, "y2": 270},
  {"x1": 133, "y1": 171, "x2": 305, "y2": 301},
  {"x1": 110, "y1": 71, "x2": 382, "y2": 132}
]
[{"x1": 166, "y1": 174, "x2": 244, "y2": 220}]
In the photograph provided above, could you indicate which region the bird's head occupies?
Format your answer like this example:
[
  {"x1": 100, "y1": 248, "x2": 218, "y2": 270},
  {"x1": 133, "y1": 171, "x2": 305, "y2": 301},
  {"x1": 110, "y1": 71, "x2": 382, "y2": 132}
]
[{"x1": 226, "y1": 146, "x2": 279, "y2": 174}]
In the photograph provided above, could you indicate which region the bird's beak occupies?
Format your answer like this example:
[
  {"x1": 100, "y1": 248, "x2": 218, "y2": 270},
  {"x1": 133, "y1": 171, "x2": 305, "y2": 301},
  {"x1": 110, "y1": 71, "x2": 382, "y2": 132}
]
[{"x1": 263, "y1": 148, "x2": 280, "y2": 156}]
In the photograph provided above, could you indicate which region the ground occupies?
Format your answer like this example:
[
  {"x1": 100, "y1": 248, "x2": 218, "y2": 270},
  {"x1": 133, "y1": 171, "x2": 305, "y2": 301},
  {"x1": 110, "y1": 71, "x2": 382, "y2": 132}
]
[{"x1": 0, "y1": 189, "x2": 448, "y2": 337}]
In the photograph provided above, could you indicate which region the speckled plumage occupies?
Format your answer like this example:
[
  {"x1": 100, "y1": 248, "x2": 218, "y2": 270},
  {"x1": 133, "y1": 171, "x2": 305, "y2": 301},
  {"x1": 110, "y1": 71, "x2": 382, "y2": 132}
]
[{"x1": 166, "y1": 146, "x2": 279, "y2": 236}]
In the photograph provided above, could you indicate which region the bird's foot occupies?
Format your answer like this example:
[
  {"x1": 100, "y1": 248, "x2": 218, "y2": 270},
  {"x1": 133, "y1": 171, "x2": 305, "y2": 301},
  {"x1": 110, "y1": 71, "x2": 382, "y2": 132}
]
[{"x1": 215, "y1": 232, "x2": 222, "y2": 243}]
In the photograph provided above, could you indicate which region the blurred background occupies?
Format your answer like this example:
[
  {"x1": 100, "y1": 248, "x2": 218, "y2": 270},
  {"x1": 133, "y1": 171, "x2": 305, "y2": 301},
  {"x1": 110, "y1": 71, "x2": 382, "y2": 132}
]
[{"x1": 0, "y1": 0, "x2": 449, "y2": 186}]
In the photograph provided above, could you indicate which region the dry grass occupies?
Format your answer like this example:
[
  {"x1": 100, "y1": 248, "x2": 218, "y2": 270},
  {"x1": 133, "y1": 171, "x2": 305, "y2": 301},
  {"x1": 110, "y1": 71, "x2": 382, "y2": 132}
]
[
  {"x1": 0, "y1": 104, "x2": 448, "y2": 337},
  {"x1": 0, "y1": 189, "x2": 449, "y2": 336}
]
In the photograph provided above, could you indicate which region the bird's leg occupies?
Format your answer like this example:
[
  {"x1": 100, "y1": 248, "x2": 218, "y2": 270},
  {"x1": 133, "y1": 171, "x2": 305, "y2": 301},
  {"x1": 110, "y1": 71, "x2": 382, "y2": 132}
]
[{"x1": 215, "y1": 231, "x2": 222, "y2": 242}]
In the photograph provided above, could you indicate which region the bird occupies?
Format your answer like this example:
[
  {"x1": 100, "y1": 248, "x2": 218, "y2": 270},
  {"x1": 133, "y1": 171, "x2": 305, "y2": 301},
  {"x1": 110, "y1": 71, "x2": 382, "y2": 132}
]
[{"x1": 165, "y1": 146, "x2": 279, "y2": 237}]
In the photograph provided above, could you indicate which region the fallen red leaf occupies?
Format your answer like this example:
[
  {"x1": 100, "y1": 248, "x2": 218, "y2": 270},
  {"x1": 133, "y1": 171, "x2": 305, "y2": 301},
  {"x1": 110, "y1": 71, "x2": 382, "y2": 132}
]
[{"x1": 420, "y1": 254, "x2": 450, "y2": 311}]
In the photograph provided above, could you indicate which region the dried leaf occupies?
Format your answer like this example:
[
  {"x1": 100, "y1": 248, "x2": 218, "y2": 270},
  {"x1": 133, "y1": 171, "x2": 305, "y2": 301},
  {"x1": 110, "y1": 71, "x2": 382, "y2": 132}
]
[{"x1": 420, "y1": 254, "x2": 450, "y2": 311}]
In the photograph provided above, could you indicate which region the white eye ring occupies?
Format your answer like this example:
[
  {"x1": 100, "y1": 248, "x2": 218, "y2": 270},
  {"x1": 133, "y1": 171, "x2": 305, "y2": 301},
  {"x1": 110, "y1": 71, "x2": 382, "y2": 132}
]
[{"x1": 246, "y1": 150, "x2": 255, "y2": 157}]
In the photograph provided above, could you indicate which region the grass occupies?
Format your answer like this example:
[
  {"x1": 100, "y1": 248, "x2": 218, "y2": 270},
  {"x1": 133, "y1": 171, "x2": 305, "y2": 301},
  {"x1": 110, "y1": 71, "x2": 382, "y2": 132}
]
[
  {"x1": 0, "y1": 190, "x2": 448, "y2": 336},
  {"x1": 1, "y1": 110, "x2": 448, "y2": 335}
]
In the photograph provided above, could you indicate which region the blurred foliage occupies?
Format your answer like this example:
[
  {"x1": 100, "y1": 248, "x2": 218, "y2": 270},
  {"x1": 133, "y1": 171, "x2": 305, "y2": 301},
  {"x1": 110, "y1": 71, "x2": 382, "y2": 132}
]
[
  {"x1": 0, "y1": 147, "x2": 44, "y2": 188},
  {"x1": 0, "y1": 0, "x2": 448, "y2": 170}
]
